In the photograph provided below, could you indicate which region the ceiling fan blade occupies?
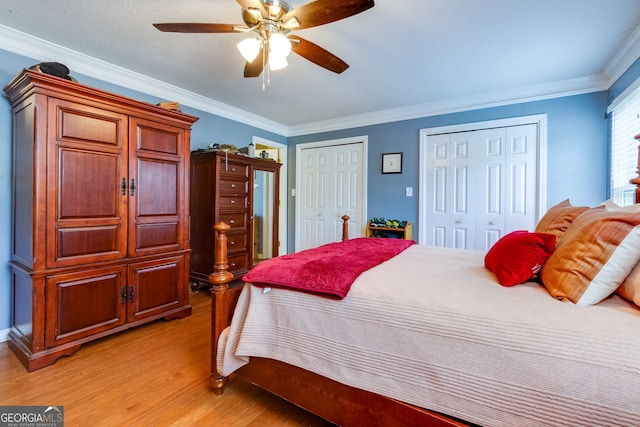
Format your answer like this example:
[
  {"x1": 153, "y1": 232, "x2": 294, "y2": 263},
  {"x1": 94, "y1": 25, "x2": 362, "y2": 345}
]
[
  {"x1": 153, "y1": 23, "x2": 240, "y2": 33},
  {"x1": 289, "y1": 35, "x2": 349, "y2": 74},
  {"x1": 244, "y1": 48, "x2": 267, "y2": 78},
  {"x1": 282, "y1": 0, "x2": 375, "y2": 30},
  {"x1": 236, "y1": 0, "x2": 268, "y2": 19}
]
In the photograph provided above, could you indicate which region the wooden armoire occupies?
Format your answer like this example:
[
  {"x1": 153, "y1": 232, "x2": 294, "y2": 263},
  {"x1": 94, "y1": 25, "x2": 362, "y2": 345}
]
[
  {"x1": 190, "y1": 150, "x2": 281, "y2": 287},
  {"x1": 4, "y1": 69, "x2": 198, "y2": 371}
]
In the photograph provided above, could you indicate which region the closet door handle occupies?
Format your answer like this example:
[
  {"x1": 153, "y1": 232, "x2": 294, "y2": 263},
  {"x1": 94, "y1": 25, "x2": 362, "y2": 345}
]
[
  {"x1": 120, "y1": 286, "x2": 126, "y2": 304},
  {"x1": 121, "y1": 178, "x2": 127, "y2": 196},
  {"x1": 130, "y1": 178, "x2": 136, "y2": 197},
  {"x1": 129, "y1": 285, "x2": 134, "y2": 303}
]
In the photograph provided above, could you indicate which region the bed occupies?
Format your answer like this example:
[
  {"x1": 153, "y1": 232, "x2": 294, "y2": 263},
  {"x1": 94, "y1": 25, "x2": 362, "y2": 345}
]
[{"x1": 207, "y1": 139, "x2": 640, "y2": 426}]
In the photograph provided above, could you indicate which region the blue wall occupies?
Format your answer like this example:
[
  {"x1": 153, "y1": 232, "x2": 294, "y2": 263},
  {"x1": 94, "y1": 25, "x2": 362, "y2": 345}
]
[{"x1": 288, "y1": 91, "x2": 610, "y2": 248}]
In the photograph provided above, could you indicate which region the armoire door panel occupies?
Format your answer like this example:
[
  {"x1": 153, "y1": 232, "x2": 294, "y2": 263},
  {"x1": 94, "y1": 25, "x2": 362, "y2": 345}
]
[
  {"x1": 136, "y1": 124, "x2": 180, "y2": 155},
  {"x1": 57, "y1": 226, "x2": 121, "y2": 259},
  {"x1": 135, "y1": 222, "x2": 180, "y2": 250},
  {"x1": 57, "y1": 104, "x2": 123, "y2": 146},
  {"x1": 45, "y1": 266, "x2": 127, "y2": 347},
  {"x1": 58, "y1": 149, "x2": 121, "y2": 218},
  {"x1": 128, "y1": 257, "x2": 185, "y2": 323},
  {"x1": 129, "y1": 118, "x2": 187, "y2": 258},
  {"x1": 135, "y1": 158, "x2": 179, "y2": 217},
  {"x1": 48, "y1": 101, "x2": 128, "y2": 268}
]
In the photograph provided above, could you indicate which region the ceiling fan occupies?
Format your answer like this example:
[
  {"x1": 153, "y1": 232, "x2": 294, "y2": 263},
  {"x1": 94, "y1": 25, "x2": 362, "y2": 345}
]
[{"x1": 153, "y1": 0, "x2": 375, "y2": 78}]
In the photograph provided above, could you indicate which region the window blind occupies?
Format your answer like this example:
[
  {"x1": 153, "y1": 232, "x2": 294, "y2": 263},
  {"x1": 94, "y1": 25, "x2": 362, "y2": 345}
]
[{"x1": 611, "y1": 85, "x2": 640, "y2": 206}]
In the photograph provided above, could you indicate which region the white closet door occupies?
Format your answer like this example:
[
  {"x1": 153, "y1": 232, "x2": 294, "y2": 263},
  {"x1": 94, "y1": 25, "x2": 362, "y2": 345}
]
[
  {"x1": 425, "y1": 124, "x2": 538, "y2": 250},
  {"x1": 504, "y1": 124, "x2": 538, "y2": 233},
  {"x1": 298, "y1": 142, "x2": 365, "y2": 250},
  {"x1": 425, "y1": 131, "x2": 476, "y2": 249},
  {"x1": 475, "y1": 128, "x2": 507, "y2": 251}
]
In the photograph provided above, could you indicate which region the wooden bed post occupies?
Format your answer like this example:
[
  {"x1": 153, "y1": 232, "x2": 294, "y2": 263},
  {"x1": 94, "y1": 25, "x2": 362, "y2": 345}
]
[
  {"x1": 209, "y1": 222, "x2": 234, "y2": 395},
  {"x1": 341, "y1": 215, "x2": 350, "y2": 241},
  {"x1": 631, "y1": 134, "x2": 640, "y2": 204}
]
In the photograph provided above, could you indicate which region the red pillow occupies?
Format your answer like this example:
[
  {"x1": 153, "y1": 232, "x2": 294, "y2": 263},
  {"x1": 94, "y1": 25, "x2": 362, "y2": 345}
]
[{"x1": 484, "y1": 231, "x2": 556, "y2": 286}]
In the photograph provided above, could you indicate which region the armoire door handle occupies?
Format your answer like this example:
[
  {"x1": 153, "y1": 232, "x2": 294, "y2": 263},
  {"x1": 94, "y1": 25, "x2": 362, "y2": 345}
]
[
  {"x1": 121, "y1": 178, "x2": 127, "y2": 196},
  {"x1": 130, "y1": 178, "x2": 136, "y2": 197}
]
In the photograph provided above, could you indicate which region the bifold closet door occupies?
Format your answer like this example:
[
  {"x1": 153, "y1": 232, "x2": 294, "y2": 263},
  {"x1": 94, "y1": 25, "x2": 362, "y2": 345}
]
[{"x1": 425, "y1": 124, "x2": 537, "y2": 250}]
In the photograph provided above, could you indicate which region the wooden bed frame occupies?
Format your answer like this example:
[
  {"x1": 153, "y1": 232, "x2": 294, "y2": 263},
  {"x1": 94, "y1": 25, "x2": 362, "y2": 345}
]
[
  {"x1": 208, "y1": 135, "x2": 640, "y2": 427},
  {"x1": 208, "y1": 218, "x2": 467, "y2": 426}
]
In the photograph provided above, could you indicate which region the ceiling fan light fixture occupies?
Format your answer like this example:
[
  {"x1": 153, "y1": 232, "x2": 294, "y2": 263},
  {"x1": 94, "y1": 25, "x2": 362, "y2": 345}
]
[
  {"x1": 283, "y1": 16, "x2": 300, "y2": 29},
  {"x1": 268, "y1": 4, "x2": 283, "y2": 19},
  {"x1": 237, "y1": 37, "x2": 261, "y2": 62},
  {"x1": 268, "y1": 32, "x2": 292, "y2": 57},
  {"x1": 268, "y1": 55, "x2": 288, "y2": 71},
  {"x1": 247, "y1": 7, "x2": 263, "y2": 21}
]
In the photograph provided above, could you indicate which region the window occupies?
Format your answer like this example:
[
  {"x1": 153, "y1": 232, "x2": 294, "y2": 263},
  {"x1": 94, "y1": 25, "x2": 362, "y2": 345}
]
[{"x1": 610, "y1": 84, "x2": 640, "y2": 206}]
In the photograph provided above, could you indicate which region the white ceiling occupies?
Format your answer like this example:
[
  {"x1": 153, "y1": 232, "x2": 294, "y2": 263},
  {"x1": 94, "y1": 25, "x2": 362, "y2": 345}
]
[{"x1": 1, "y1": 0, "x2": 640, "y2": 135}]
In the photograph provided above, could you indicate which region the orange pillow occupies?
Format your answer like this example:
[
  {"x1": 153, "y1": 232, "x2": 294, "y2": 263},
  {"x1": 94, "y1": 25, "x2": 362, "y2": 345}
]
[
  {"x1": 540, "y1": 205, "x2": 640, "y2": 306},
  {"x1": 534, "y1": 199, "x2": 591, "y2": 241},
  {"x1": 484, "y1": 231, "x2": 556, "y2": 286}
]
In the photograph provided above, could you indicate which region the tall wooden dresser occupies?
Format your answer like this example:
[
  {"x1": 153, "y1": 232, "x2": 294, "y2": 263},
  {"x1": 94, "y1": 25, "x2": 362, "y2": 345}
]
[
  {"x1": 4, "y1": 69, "x2": 198, "y2": 370},
  {"x1": 190, "y1": 150, "x2": 281, "y2": 287}
]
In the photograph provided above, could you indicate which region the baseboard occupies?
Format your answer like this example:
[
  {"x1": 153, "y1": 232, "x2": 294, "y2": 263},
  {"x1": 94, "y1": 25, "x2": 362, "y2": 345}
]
[{"x1": 0, "y1": 328, "x2": 9, "y2": 343}]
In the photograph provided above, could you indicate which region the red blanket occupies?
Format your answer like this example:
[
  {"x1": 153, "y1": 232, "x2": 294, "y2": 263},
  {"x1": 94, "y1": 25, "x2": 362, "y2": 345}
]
[{"x1": 243, "y1": 237, "x2": 415, "y2": 298}]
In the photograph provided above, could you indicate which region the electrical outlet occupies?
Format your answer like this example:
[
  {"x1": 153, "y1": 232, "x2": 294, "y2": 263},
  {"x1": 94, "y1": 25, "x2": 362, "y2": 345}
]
[{"x1": 405, "y1": 187, "x2": 413, "y2": 197}]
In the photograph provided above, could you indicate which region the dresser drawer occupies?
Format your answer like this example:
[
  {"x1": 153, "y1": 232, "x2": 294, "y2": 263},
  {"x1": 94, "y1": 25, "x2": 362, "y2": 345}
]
[
  {"x1": 219, "y1": 162, "x2": 248, "y2": 179},
  {"x1": 219, "y1": 195, "x2": 248, "y2": 209},
  {"x1": 226, "y1": 232, "x2": 247, "y2": 252},
  {"x1": 218, "y1": 179, "x2": 248, "y2": 194},
  {"x1": 218, "y1": 212, "x2": 247, "y2": 229},
  {"x1": 227, "y1": 252, "x2": 249, "y2": 273}
]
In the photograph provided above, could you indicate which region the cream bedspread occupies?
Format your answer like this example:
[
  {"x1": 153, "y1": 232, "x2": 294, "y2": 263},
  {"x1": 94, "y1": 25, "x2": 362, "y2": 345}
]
[{"x1": 218, "y1": 245, "x2": 640, "y2": 427}]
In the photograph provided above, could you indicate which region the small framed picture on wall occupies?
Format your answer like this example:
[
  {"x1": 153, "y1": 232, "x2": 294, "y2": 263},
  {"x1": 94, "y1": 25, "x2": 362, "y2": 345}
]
[{"x1": 382, "y1": 152, "x2": 402, "y2": 174}]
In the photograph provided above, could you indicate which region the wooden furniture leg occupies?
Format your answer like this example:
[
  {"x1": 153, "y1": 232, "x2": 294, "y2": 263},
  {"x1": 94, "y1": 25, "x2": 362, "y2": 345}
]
[
  {"x1": 341, "y1": 215, "x2": 350, "y2": 241},
  {"x1": 208, "y1": 222, "x2": 234, "y2": 395}
]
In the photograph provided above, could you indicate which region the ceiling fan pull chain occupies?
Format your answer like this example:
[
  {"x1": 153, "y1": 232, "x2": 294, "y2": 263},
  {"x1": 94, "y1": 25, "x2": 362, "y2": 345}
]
[{"x1": 262, "y1": 43, "x2": 267, "y2": 91}]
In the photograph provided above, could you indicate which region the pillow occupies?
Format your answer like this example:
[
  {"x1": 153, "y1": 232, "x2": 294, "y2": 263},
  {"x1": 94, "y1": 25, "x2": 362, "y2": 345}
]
[
  {"x1": 601, "y1": 199, "x2": 622, "y2": 211},
  {"x1": 540, "y1": 205, "x2": 640, "y2": 306},
  {"x1": 484, "y1": 230, "x2": 556, "y2": 286},
  {"x1": 534, "y1": 199, "x2": 592, "y2": 241},
  {"x1": 617, "y1": 262, "x2": 640, "y2": 307}
]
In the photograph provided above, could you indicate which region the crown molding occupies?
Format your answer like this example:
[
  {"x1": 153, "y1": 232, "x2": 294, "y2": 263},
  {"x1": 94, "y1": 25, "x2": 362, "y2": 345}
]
[
  {"x1": 604, "y1": 21, "x2": 640, "y2": 85},
  {"x1": 287, "y1": 74, "x2": 610, "y2": 136},
  {"x1": 0, "y1": 25, "x2": 288, "y2": 136}
]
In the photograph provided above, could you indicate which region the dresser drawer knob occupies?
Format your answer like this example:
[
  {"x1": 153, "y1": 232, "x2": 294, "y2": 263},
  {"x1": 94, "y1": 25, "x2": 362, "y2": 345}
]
[{"x1": 230, "y1": 219, "x2": 235, "y2": 224}]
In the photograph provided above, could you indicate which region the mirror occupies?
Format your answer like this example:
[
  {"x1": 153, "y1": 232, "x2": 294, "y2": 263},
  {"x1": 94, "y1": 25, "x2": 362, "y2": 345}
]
[{"x1": 253, "y1": 169, "x2": 275, "y2": 265}]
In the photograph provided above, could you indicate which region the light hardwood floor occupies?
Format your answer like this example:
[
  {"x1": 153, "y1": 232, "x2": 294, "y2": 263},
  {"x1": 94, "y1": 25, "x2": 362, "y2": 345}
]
[{"x1": 0, "y1": 290, "x2": 334, "y2": 426}]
